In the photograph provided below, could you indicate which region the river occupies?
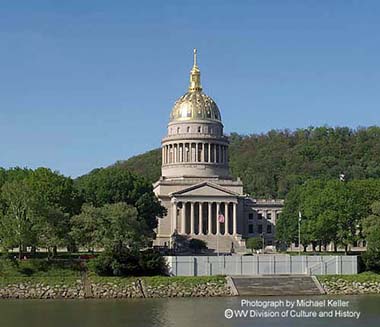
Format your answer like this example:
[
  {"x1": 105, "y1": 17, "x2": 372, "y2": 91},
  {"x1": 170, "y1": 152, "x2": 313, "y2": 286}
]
[{"x1": 1, "y1": 295, "x2": 379, "y2": 327}]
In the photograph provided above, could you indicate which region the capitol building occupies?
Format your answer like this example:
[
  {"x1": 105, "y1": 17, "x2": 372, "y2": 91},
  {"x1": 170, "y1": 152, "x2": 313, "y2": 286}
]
[{"x1": 154, "y1": 50, "x2": 283, "y2": 253}]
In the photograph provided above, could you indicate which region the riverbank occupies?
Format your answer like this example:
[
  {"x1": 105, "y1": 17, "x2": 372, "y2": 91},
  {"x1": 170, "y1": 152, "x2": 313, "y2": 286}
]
[
  {"x1": 318, "y1": 272, "x2": 380, "y2": 295},
  {"x1": 0, "y1": 275, "x2": 232, "y2": 299},
  {"x1": 2, "y1": 273, "x2": 380, "y2": 299}
]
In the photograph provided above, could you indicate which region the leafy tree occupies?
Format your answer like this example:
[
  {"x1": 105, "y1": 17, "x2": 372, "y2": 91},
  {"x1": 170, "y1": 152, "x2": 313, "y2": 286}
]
[
  {"x1": 246, "y1": 237, "x2": 262, "y2": 253},
  {"x1": 75, "y1": 167, "x2": 166, "y2": 237},
  {"x1": 27, "y1": 168, "x2": 81, "y2": 255},
  {"x1": 277, "y1": 178, "x2": 380, "y2": 253},
  {"x1": 0, "y1": 180, "x2": 37, "y2": 258},
  {"x1": 362, "y1": 202, "x2": 380, "y2": 271},
  {"x1": 0, "y1": 168, "x2": 80, "y2": 257},
  {"x1": 71, "y1": 202, "x2": 147, "y2": 253},
  {"x1": 275, "y1": 185, "x2": 301, "y2": 247}
]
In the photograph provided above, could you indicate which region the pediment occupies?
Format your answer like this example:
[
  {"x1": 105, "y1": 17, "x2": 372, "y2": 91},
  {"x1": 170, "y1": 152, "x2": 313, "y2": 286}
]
[{"x1": 170, "y1": 182, "x2": 239, "y2": 197}]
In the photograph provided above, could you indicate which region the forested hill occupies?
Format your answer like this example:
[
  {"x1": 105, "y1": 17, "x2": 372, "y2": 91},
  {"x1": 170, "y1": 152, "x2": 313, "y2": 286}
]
[{"x1": 113, "y1": 126, "x2": 380, "y2": 199}]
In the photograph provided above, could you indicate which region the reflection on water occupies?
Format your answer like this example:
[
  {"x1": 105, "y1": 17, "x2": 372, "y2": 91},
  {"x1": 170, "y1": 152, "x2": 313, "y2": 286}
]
[{"x1": 0, "y1": 295, "x2": 379, "y2": 327}]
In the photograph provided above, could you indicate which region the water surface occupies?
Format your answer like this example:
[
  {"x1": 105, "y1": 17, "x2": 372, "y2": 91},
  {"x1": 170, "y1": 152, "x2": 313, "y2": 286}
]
[{"x1": 1, "y1": 295, "x2": 379, "y2": 327}]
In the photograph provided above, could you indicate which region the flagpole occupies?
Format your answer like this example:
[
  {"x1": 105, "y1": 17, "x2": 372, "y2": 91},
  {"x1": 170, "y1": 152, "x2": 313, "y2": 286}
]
[
  {"x1": 217, "y1": 232, "x2": 219, "y2": 257},
  {"x1": 298, "y1": 211, "x2": 301, "y2": 256}
]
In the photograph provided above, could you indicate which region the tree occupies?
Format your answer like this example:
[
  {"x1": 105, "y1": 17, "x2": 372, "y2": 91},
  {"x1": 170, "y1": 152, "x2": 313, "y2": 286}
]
[
  {"x1": 71, "y1": 202, "x2": 147, "y2": 253},
  {"x1": 362, "y1": 201, "x2": 380, "y2": 271},
  {"x1": 277, "y1": 179, "x2": 370, "y2": 253},
  {"x1": 75, "y1": 167, "x2": 166, "y2": 237},
  {"x1": 0, "y1": 180, "x2": 37, "y2": 258},
  {"x1": 246, "y1": 237, "x2": 262, "y2": 253},
  {"x1": 275, "y1": 185, "x2": 301, "y2": 247},
  {"x1": 27, "y1": 168, "x2": 81, "y2": 255},
  {"x1": 75, "y1": 202, "x2": 168, "y2": 277},
  {"x1": 0, "y1": 168, "x2": 81, "y2": 257}
]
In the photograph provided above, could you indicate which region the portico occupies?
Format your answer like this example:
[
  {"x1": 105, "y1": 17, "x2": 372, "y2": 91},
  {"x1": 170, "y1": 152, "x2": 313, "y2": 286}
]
[{"x1": 170, "y1": 200, "x2": 238, "y2": 236}]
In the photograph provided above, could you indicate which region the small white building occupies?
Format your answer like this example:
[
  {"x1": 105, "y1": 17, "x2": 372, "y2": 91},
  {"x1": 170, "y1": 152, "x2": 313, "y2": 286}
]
[{"x1": 154, "y1": 50, "x2": 283, "y2": 253}]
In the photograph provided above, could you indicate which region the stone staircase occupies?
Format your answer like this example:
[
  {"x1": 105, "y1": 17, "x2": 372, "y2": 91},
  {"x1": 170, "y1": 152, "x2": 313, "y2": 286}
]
[
  {"x1": 191, "y1": 234, "x2": 247, "y2": 254},
  {"x1": 231, "y1": 275, "x2": 324, "y2": 296}
]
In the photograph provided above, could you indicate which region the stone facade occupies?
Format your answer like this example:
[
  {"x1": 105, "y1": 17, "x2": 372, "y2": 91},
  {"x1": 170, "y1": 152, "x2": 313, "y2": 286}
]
[{"x1": 153, "y1": 50, "x2": 283, "y2": 253}]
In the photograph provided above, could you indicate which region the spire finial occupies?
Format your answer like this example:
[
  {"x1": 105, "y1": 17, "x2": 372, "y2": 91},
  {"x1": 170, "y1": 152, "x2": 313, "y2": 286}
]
[{"x1": 189, "y1": 48, "x2": 202, "y2": 92}]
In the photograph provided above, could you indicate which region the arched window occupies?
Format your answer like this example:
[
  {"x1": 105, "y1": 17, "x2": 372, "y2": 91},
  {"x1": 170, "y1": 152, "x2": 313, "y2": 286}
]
[
  {"x1": 187, "y1": 126, "x2": 191, "y2": 133},
  {"x1": 177, "y1": 127, "x2": 180, "y2": 134},
  {"x1": 198, "y1": 126, "x2": 201, "y2": 133}
]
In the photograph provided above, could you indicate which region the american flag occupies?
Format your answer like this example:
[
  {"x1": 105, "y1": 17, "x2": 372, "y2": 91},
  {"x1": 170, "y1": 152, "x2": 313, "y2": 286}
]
[{"x1": 218, "y1": 213, "x2": 225, "y2": 223}]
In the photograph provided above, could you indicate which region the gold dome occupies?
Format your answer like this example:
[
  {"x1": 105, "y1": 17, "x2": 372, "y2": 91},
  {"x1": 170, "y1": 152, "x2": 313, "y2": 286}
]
[
  {"x1": 170, "y1": 91, "x2": 221, "y2": 122},
  {"x1": 169, "y1": 49, "x2": 222, "y2": 123}
]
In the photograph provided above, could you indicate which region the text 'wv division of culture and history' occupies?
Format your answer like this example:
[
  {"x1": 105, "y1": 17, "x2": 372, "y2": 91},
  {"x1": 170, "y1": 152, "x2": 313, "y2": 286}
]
[{"x1": 224, "y1": 299, "x2": 361, "y2": 320}]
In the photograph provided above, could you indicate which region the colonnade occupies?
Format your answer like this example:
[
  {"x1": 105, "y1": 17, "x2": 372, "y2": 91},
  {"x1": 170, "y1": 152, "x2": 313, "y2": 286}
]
[
  {"x1": 172, "y1": 201, "x2": 237, "y2": 236},
  {"x1": 162, "y1": 142, "x2": 228, "y2": 165}
]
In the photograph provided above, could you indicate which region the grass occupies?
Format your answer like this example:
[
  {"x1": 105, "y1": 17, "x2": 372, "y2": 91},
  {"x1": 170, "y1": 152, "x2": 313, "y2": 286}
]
[
  {"x1": 318, "y1": 272, "x2": 380, "y2": 283},
  {"x1": 0, "y1": 258, "x2": 81, "y2": 278},
  {"x1": 88, "y1": 274, "x2": 226, "y2": 287}
]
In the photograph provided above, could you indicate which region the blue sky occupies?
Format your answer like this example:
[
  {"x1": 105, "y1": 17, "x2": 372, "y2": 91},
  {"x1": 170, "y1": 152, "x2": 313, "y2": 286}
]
[{"x1": 1, "y1": 0, "x2": 379, "y2": 177}]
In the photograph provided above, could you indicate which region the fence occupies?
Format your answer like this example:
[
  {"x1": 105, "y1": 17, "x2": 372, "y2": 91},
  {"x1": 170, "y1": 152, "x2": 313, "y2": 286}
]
[{"x1": 165, "y1": 255, "x2": 358, "y2": 276}]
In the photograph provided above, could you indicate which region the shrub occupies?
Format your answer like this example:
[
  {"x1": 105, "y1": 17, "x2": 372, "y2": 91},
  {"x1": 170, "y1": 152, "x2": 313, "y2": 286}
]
[
  {"x1": 189, "y1": 239, "x2": 207, "y2": 253},
  {"x1": 246, "y1": 237, "x2": 263, "y2": 253},
  {"x1": 139, "y1": 250, "x2": 168, "y2": 276},
  {"x1": 88, "y1": 248, "x2": 167, "y2": 277},
  {"x1": 362, "y1": 250, "x2": 380, "y2": 272}
]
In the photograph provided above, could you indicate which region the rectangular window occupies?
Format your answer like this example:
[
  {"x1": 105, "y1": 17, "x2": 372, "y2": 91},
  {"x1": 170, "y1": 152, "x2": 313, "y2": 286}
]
[
  {"x1": 257, "y1": 225, "x2": 263, "y2": 234},
  {"x1": 267, "y1": 225, "x2": 272, "y2": 234},
  {"x1": 248, "y1": 213, "x2": 254, "y2": 220},
  {"x1": 257, "y1": 213, "x2": 263, "y2": 220},
  {"x1": 248, "y1": 224, "x2": 254, "y2": 234},
  {"x1": 267, "y1": 213, "x2": 272, "y2": 220}
]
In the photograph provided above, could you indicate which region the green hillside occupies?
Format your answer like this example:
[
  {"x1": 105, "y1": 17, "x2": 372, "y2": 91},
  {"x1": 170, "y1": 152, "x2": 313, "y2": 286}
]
[{"x1": 113, "y1": 126, "x2": 380, "y2": 198}]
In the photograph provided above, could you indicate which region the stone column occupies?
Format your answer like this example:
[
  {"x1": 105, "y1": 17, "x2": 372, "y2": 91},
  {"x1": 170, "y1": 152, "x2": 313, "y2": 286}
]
[
  {"x1": 216, "y1": 202, "x2": 221, "y2": 235},
  {"x1": 195, "y1": 143, "x2": 199, "y2": 162},
  {"x1": 225, "y1": 202, "x2": 229, "y2": 235},
  {"x1": 171, "y1": 199, "x2": 177, "y2": 232},
  {"x1": 174, "y1": 144, "x2": 177, "y2": 163},
  {"x1": 208, "y1": 202, "x2": 212, "y2": 235},
  {"x1": 190, "y1": 202, "x2": 195, "y2": 235},
  {"x1": 181, "y1": 202, "x2": 186, "y2": 234},
  {"x1": 199, "y1": 202, "x2": 203, "y2": 235},
  {"x1": 233, "y1": 202, "x2": 237, "y2": 235},
  {"x1": 208, "y1": 144, "x2": 212, "y2": 163},
  {"x1": 214, "y1": 144, "x2": 217, "y2": 163}
]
